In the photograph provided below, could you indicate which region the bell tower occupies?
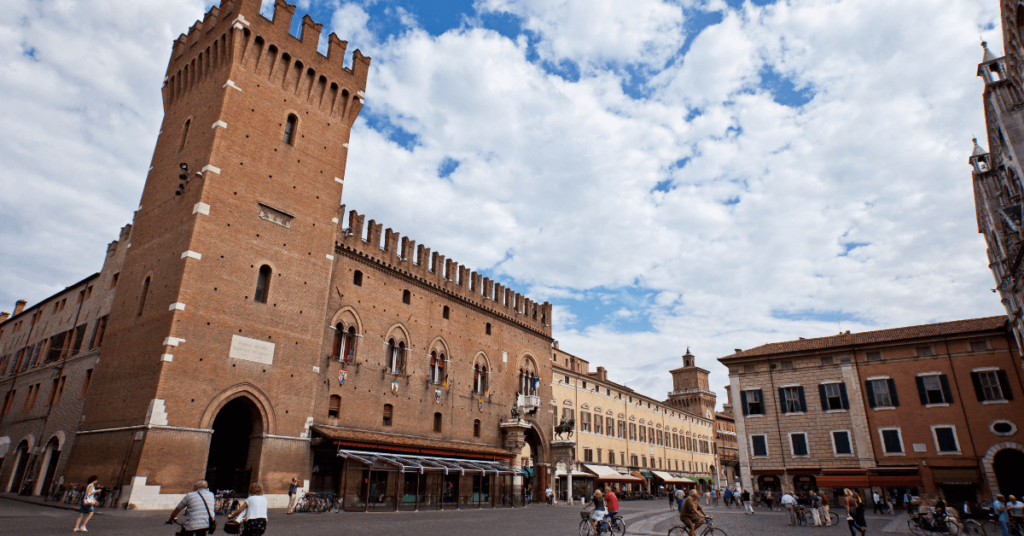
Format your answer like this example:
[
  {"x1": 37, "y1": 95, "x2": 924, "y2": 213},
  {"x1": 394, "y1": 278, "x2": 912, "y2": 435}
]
[
  {"x1": 65, "y1": 0, "x2": 370, "y2": 500},
  {"x1": 666, "y1": 348, "x2": 717, "y2": 419}
]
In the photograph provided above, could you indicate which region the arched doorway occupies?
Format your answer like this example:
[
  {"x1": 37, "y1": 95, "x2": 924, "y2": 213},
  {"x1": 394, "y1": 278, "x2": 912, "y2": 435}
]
[
  {"x1": 205, "y1": 397, "x2": 263, "y2": 494},
  {"x1": 35, "y1": 437, "x2": 62, "y2": 496},
  {"x1": 757, "y1": 474, "x2": 780, "y2": 492},
  {"x1": 994, "y1": 448, "x2": 1024, "y2": 498},
  {"x1": 793, "y1": 475, "x2": 817, "y2": 493},
  {"x1": 6, "y1": 441, "x2": 30, "y2": 493}
]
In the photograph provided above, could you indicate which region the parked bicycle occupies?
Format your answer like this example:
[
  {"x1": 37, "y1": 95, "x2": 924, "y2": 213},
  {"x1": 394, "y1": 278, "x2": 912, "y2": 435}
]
[
  {"x1": 908, "y1": 511, "x2": 961, "y2": 535},
  {"x1": 668, "y1": 515, "x2": 727, "y2": 536}
]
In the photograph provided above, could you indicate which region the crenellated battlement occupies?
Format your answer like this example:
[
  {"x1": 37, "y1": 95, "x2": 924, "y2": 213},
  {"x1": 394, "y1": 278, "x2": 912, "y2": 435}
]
[
  {"x1": 162, "y1": 0, "x2": 370, "y2": 121},
  {"x1": 335, "y1": 206, "x2": 553, "y2": 336}
]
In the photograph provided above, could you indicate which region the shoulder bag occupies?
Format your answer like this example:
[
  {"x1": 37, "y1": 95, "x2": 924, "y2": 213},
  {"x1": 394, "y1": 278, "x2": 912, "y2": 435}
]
[{"x1": 197, "y1": 491, "x2": 217, "y2": 534}]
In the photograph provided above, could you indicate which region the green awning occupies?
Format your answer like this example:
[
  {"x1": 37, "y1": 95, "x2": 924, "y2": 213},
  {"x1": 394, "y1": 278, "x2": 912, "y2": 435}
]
[{"x1": 641, "y1": 471, "x2": 654, "y2": 479}]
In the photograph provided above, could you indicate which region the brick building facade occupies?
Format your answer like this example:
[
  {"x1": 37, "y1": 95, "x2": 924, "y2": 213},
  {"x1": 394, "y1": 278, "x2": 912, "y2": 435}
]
[
  {"x1": 550, "y1": 348, "x2": 718, "y2": 501},
  {"x1": 0, "y1": 225, "x2": 130, "y2": 496},
  {"x1": 720, "y1": 317, "x2": 1024, "y2": 503},
  {"x1": 0, "y1": 0, "x2": 555, "y2": 510}
]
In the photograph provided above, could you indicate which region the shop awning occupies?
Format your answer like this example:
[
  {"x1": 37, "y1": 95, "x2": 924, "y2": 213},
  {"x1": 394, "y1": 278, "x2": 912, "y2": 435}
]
[
  {"x1": 337, "y1": 449, "x2": 517, "y2": 475},
  {"x1": 869, "y1": 476, "x2": 924, "y2": 486},
  {"x1": 584, "y1": 465, "x2": 644, "y2": 483},
  {"x1": 816, "y1": 475, "x2": 870, "y2": 488},
  {"x1": 641, "y1": 471, "x2": 654, "y2": 479},
  {"x1": 315, "y1": 425, "x2": 513, "y2": 459},
  {"x1": 552, "y1": 469, "x2": 593, "y2": 477},
  {"x1": 652, "y1": 471, "x2": 691, "y2": 484},
  {"x1": 931, "y1": 468, "x2": 979, "y2": 486}
]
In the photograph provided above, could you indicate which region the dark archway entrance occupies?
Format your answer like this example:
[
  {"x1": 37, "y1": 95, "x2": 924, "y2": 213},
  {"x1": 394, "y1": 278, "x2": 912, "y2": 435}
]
[
  {"x1": 37, "y1": 438, "x2": 62, "y2": 496},
  {"x1": 205, "y1": 397, "x2": 261, "y2": 494},
  {"x1": 523, "y1": 427, "x2": 543, "y2": 501},
  {"x1": 7, "y1": 441, "x2": 30, "y2": 494},
  {"x1": 994, "y1": 448, "x2": 1024, "y2": 498}
]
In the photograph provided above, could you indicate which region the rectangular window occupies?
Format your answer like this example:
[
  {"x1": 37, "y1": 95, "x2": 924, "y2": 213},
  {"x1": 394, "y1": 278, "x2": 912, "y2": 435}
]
[
  {"x1": 743, "y1": 365, "x2": 756, "y2": 373},
  {"x1": 608, "y1": 450, "x2": 615, "y2": 465},
  {"x1": 606, "y1": 417, "x2": 614, "y2": 437},
  {"x1": 580, "y1": 411, "x2": 591, "y2": 432},
  {"x1": 639, "y1": 426, "x2": 646, "y2": 443},
  {"x1": 328, "y1": 396, "x2": 341, "y2": 418},
  {"x1": 618, "y1": 420, "x2": 625, "y2": 438},
  {"x1": 72, "y1": 324, "x2": 87, "y2": 354},
  {"x1": 90, "y1": 316, "x2": 108, "y2": 349},
  {"x1": 47, "y1": 378, "x2": 60, "y2": 406},
  {"x1": 594, "y1": 414, "x2": 602, "y2": 434},
  {"x1": 779, "y1": 360, "x2": 794, "y2": 370},
  {"x1": 970, "y1": 340, "x2": 989, "y2": 352},
  {"x1": 832, "y1": 431, "x2": 853, "y2": 455},
  {"x1": 916, "y1": 375, "x2": 952, "y2": 405},
  {"x1": 790, "y1": 433, "x2": 808, "y2": 456},
  {"x1": 820, "y1": 356, "x2": 834, "y2": 365},
  {"x1": 822, "y1": 383, "x2": 845, "y2": 410},
  {"x1": 880, "y1": 428, "x2": 904, "y2": 454},
  {"x1": 751, "y1": 435, "x2": 768, "y2": 457},
  {"x1": 780, "y1": 386, "x2": 806, "y2": 413},
  {"x1": 868, "y1": 379, "x2": 893, "y2": 407},
  {"x1": 916, "y1": 346, "x2": 934, "y2": 357},
  {"x1": 80, "y1": 369, "x2": 93, "y2": 399},
  {"x1": 433, "y1": 412, "x2": 442, "y2": 432},
  {"x1": 629, "y1": 423, "x2": 636, "y2": 440},
  {"x1": 933, "y1": 426, "x2": 959, "y2": 453},
  {"x1": 1, "y1": 390, "x2": 14, "y2": 415},
  {"x1": 742, "y1": 389, "x2": 764, "y2": 415},
  {"x1": 866, "y1": 352, "x2": 882, "y2": 361},
  {"x1": 973, "y1": 370, "x2": 1009, "y2": 402},
  {"x1": 584, "y1": 448, "x2": 593, "y2": 462}
]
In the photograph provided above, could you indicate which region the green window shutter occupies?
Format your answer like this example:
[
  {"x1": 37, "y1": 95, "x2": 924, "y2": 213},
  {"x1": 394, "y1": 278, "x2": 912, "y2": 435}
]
[
  {"x1": 838, "y1": 383, "x2": 849, "y2": 409},
  {"x1": 864, "y1": 381, "x2": 876, "y2": 408},
  {"x1": 915, "y1": 377, "x2": 928, "y2": 405},
  {"x1": 819, "y1": 384, "x2": 828, "y2": 411},
  {"x1": 997, "y1": 370, "x2": 1014, "y2": 400},
  {"x1": 970, "y1": 372, "x2": 985, "y2": 401},
  {"x1": 938, "y1": 375, "x2": 954, "y2": 404},
  {"x1": 740, "y1": 390, "x2": 749, "y2": 416},
  {"x1": 778, "y1": 388, "x2": 787, "y2": 414}
]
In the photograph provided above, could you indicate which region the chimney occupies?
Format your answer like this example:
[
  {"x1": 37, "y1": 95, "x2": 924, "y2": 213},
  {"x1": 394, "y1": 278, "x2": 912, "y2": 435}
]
[
  {"x1": 734, "y1": 348, "x2": 742, "y2": 354},
  {"x1": 0, "y1": 312, "x2": 9, "y2": 322},
  {"x1": 553, "y1": 340, "x2": 559, "y2": 350},
  {"x1": 596, "y1": 366, "x2": 608, "y2": 382},
  {"x1": 13, "y1": 300, "x2": 27, "y2": 316}
]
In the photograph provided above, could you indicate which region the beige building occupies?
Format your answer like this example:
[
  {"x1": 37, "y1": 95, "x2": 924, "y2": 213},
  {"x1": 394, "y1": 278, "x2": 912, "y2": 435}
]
[{"x1": 549, "y1": 347, "x2": 718, "y2": 500}]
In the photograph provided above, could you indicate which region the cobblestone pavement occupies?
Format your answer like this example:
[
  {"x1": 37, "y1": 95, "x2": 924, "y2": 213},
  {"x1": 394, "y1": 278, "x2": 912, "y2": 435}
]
[{"x1": 0, "y1": 496, "x2": 913, "y2": 536}]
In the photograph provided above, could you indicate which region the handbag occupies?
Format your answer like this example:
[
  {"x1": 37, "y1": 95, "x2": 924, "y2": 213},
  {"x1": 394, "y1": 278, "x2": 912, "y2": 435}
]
[
  {"x1": 223, "y1": 520, "x2": 242, "y2": 535},
  {"x1": 83, "y1": 486, "x2": 98, "y2": 506},
  {"x1": 197, "y1": 491, "x2": 217, "y2": 534}
]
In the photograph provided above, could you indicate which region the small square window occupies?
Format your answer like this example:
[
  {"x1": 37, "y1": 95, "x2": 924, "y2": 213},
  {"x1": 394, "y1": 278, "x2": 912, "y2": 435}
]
[
  {"x1": 881, "y1": 428, "x2": 903, "y2": 454},
  {"x1": 866, "y1": 352, "x2": 882, "y2": 361},
  {"x1": 751, "y1": 435, "x2": 768, "y2": 457},
  {"x1": 832, "y1": 431, "x2": 852, "y2": 454},
  {"x1": 916, "y1": 346, "x2": 934, "y2": 357},
  {"x1": 820, "y1": 356, "x2": 834, "y2": 365},
  {"x1": 790, "y1": 433, "x2": 808, "y2": 456},
  {"x1": 779, "y1": 360, "x2": 794, "y2": 370}
]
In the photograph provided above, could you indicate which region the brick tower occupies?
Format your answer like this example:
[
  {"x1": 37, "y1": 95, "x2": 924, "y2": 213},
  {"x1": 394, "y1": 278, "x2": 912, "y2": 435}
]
[
  {"x1": 666, "y1": 349, "x2": 717, "y2": 419},
  {"x1": 63, "y1": 0, "x2": 369, "y2": 506}
]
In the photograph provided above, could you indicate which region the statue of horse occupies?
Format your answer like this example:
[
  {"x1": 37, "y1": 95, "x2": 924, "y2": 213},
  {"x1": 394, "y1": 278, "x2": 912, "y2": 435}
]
[{"x1": 554, "y1": 416, "x2": 575, "y2": 440}]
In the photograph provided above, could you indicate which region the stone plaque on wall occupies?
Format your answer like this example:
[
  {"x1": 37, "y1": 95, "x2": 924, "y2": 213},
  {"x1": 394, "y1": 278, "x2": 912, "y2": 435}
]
[{"x1": 229, "y1": 335, "x2": 275, "y2": 364}]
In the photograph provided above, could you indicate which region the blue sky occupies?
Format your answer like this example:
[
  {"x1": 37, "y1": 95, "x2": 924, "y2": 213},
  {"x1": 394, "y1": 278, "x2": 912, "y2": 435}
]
[{"x1": 0, "y1": 0, "x2": 1008, "y2": 403}]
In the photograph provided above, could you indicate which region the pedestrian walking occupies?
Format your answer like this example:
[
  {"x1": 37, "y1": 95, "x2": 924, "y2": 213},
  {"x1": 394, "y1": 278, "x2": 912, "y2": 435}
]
[
  {"x1": 820, "y1": 491, "x2": 831, "y2": 526},
  {"x1": 873, "y1": 490, "x2": 883, "y2": 514},
  {"x1": 675, "y1": 487, "x2": 686, "y2": 512},
  {"x1": 229, "y1": 482, "x2": 268, "y2": 536},
  {"x1": 782, "y1": 491, "x2": 797, "y2": 525},
  {"x1": 844, "y1": 488, "x2": 866, "y2": 536},
  {"x1": 810, "y1": 491, "x2": 822, "y2": 526},
  {"x1": 763, "y1": 491, "x2": 773, "y2": 511},
  {"x1": 886, "y1": 493, "x2": 894, "y2": 515},
  {"x1": 73, "y1": 475, "x2": 100, "y2": 532},
  {"x1": 712, "y1": 488, "x2": 718, "y2": 506},
  {"x1": 992, "y1": 494, "x2": 1010, "y2": 536},
  {"x1": 545, "y1": 486, "x2": 554, "y2": 505},
  {"x1": 742, "y1": 489, "x2": 754, "y2": 514},
  {"x1": 166, "y1": 480, "x2": 216, "y2": 536},
  {"x1": 287, "y1": 477, "x2": 299, "y2": 514},
  {"x1": 669, "y1": 487, "x2": 675, "y2": 509},
  {"x1": 526, "y1": 484, "x2": 533, "y2": 505}
]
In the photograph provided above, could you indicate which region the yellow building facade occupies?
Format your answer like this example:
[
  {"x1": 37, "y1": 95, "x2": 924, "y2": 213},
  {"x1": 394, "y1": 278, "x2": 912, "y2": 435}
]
[{"x1": 549, "y1": 347, "x2": 718, "y2": 500}]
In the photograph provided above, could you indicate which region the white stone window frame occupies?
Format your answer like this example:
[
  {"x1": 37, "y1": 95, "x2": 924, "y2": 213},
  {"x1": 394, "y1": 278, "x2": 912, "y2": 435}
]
[
  {"x1": 989, "y1": 419, "x2": 1017, "y2": 437},
  {"x1": 749, "y1": 433, "x2": 770, "y2": 458},
  {"x1": 866, "y1": 375, "x2": 896, "y2": 410},
  {"x1": 742, "y1": 387, "x2": 765, "y2": 417},
  {"x1": 780, "y1": 384, "x2": 805, "y2": 415},
  {"x1": 829, "y1": 429, "x2": 855, "y2": 457},
  {"x1": 917, "y1": 371, "x2": 950, "y2": 408},
  {"x1": 969, "y1": 339, "x2": 990, "y2": 352},
  {"x1": 973, "y1": 367, "x2": 1008, "y2": 404},
  {"x1": 819, "y1": 380, "x2": 848, "y2": 413},
  {"x1": 788, "y1": 431, "x2": 811, "y2": 458},
  {"x1": 930, "y1": 424, "x2": 961, "y2": 455},
  {"x1": 878, "y1": 426, "x2": 906, "y2": 456}
]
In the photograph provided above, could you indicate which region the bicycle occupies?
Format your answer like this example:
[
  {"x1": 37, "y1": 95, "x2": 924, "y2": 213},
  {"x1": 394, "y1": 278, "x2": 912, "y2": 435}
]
[
  {"x1": 668, "y1": 515, "x2": 726, "y2": 536},
  {"x1": 579, "y1": 510, "x2": 623, "y2": 536},
  {"x1": 961, "y1": 518, "x2": 998, "y2": 536},
  {"x1": 908, "y1": 512, "x2": 961, "y2": 535}
]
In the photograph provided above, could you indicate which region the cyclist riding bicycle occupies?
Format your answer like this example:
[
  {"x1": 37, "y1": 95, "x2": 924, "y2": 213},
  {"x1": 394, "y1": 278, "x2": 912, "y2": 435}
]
[
  {"x1": 680, "y1": 489, "x2": 708, "y2": 536},
  {"x1": 604, "y1": 486, "x2": 620, "y2": 521},
  {"x1": 583, "y1": 489, "x2": 608, "y2": 535}
]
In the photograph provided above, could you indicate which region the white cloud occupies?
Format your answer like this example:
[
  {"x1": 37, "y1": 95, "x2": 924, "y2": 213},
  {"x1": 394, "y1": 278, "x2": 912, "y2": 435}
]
[{"x1": 476, "y1": 0, "x2": 686, "y2": 69}]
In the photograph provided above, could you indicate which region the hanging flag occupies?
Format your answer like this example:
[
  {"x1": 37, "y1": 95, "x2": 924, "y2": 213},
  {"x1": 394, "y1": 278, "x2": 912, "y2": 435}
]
[
  {"x1": 339, "y1": 369, "x2": 347, "y2": 386},
  {"x1": 391, "y1": 379, "x2": 399, "y2": 395},
  {"x1": 484, "y1": 388, "x2": 489, "y2": 398},
  {"x1": 532, "y1": 377, "x2": 540, "y2": 392},
  {"x1": 442, "y1": 375, "x2": 449, "y2": 391}
]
